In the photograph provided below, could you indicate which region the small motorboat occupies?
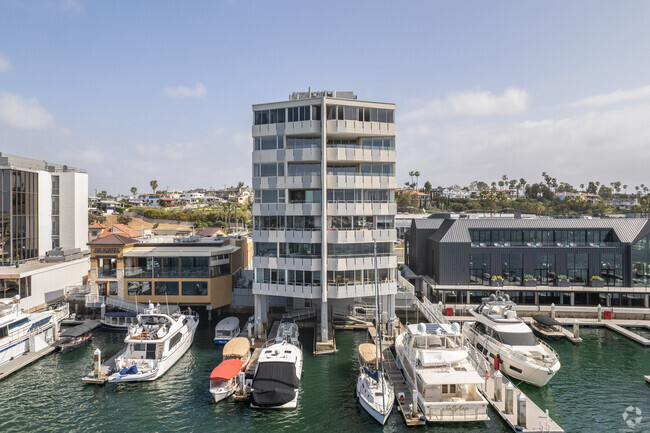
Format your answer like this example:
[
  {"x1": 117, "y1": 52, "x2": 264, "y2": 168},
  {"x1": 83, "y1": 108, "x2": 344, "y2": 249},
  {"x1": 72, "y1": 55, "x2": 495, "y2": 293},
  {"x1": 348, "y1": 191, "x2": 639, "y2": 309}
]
[
  {"x1": 57, "y1": 332, "x2": 92, "y2": 353},
  {"x1": 531, "y1": 315, "x2": 565, "y2": 340},
  {"x1": 210, "y1": 359, "x2": 245, "y2": 403},
  {"x1": 214, "y1": 317, "x2": 240, "y2": 344}
]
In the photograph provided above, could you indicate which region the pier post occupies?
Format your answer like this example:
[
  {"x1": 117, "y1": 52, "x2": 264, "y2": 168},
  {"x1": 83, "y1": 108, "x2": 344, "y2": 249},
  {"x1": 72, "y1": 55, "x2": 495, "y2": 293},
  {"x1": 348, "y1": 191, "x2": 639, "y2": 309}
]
[
  {"x1": 94, "y1": 348, "x2": 101, "y2": 377},
  {"x1": 517, "y1": 393, "x2": 527, "y2": 428},
  {"x1": 597, "y1": 304, "x2": 602, "y2": 322},
  {"x1": 550, "y1": 303, "x2": 556, "y2": 319},
  {"x1": 51, "y1": 316, "x2": 59, "y2": 342},
  {"x1": 504, "y1": 382, "x2": 514, "y2": 414},
  {"x1": 494, "y1": 371, "x2": 503, "y2": 401},
  {"x1": 412, "y1": 389, "x2": 418, "y2": 417},
  {"x1": 573, "y1": 319, "x2": 580, "y2": 339},
  {"x1": 100, "y1": 303, "x2": 106, "y2": 320},
  {"x1": 238, "y1": 371, "x2": 246, "y2": 396}
]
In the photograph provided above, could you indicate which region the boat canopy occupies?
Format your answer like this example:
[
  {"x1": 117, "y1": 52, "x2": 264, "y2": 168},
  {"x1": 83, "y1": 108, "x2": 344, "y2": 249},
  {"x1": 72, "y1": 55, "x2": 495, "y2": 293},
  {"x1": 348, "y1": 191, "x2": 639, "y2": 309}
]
[
  {"x1": 250, "y1": 361, "x2": 299, "y2": 408},
  {"x1": 418, "y1": 349, "x2": 468, "y2": 367},
  {"x1": 419, "y1": 369, "x2": 483, "y2": 385},
  {"x1": 358, "y1": 343, "x2": 377, "y2": 365},
  {"x1": 532, "y1": 315, "x2": 560, "y2": 327},
  {"x1": 210, "y1": 359, "x2": 244, "y2": 381},
  {"x1": 215, "y1": 317, "x2": 239, "y2": 331},
  {"x1": 60, "y1": 319, "x2": 101, "y2": 338},
  {"x1": 223, "y1": 337, "x2": 250, "y2": 360}
]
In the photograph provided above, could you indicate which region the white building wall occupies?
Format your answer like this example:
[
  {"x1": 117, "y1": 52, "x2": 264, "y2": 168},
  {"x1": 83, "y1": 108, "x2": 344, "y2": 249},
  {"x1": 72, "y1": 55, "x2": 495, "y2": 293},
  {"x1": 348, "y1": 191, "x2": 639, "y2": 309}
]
[
  {"x1": 37, "y1": 171, "x2": 53, "y2": 256},
  {"x1": 19, "y1": 257, "x2": 89, "y2": 311},
  {"x1": 59, "y1": 171, "x2": 88, "y2": 251}
]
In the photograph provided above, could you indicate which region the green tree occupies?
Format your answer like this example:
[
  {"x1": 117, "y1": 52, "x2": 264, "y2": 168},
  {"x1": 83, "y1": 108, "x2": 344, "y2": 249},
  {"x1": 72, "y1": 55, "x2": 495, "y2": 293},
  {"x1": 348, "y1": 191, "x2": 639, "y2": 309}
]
[
  {"x1": 423, "y1": 181, "x2": 432, "y2": 194},
  {"x1": 130, "y1": 186, "x2": 137, "y2": 198},
  {"x1": 117, "y1": 214, "x2": 132, "y2": 225},
  {"x1": 97, "y1": 190, "x2": 108, "y2": 199},
  {"x1": 150, "y1": 180, "x2": 158, "y2": 194},
  {"x1": 396, "y1": 192, "x2": 420, "y2": 213},
  {"x1": 598, "y1": 185, "x2": 613, "y2": 200}
]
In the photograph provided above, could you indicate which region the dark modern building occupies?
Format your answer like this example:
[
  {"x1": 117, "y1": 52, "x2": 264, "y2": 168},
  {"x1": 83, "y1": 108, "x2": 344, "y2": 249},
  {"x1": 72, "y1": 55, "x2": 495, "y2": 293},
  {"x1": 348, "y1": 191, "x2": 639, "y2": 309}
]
[{"x1": 405, "y1": 216, "x2": 650, "y2": 309}]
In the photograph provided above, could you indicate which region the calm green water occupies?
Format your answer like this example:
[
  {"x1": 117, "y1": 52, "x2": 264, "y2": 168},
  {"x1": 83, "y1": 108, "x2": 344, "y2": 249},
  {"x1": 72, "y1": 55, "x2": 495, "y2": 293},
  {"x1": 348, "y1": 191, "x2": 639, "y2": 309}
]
[{"x1": 0, "y1": 322, "x2": 648, "y2": 433}]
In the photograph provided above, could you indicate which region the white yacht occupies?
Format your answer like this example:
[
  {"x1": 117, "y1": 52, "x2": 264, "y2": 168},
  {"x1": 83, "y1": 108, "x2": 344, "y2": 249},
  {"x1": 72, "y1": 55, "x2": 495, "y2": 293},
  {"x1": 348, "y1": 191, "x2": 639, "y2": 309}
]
[
  {"x1": 250, "y1": 320, "x2": 302, "y2": 409},
  {"x1": 463, "y1": 293, "x2": 561, "y2": 387},
  {"x1": 0, "y1": 296, "x2": 68, "y2": 366},
  {"x1": 108, "y1": 303, "x2": 199, "y2": 383},
  {"x1": 395, "y1": 322, "x2": 489, "y2": 422},
  {"x1": 214, "y1": 317, "x2": 240, "y2": 344},
  {"x1": 356, "y1": 343, "x2": 394, "y2": 425}
]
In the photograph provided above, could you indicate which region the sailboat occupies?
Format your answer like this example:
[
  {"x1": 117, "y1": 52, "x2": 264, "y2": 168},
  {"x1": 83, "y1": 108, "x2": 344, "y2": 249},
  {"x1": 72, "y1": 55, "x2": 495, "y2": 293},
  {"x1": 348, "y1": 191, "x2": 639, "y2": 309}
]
[{"x1": 355, "y1": 240, "x2": 394, "y2": 425}]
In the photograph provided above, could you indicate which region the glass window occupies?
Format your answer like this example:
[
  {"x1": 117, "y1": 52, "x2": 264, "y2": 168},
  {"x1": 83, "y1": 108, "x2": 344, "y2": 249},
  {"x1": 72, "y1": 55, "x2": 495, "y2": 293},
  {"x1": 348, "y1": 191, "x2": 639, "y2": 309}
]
[
  {"x1": 182, "y1": 281, "x2": 208, "y2": 296},
  {"x1": 260, "y1": 163, "x2": 277, "y2": 177},
  {"x1": 534, "y1": 253, "x2": 556, "y2": 285},
  {"x1": 601, "y1": 253, "x2": 623, "y2": 287},
  {"x1": 568, "y1": 253, "x2": 589, "y2": 286},
  {"x1": 470, "y1": 253, "x2": 491, "y2": 285},
  {"x1": 261, "y1": 190, "x2": 278, "y2": 203},
  {"x1": 127, "y1": 281, "x2": 151, "y2": 296},
  {"x1": 155, "y1": 281, "x2": 179, "y2": 296},
  {"x1": 502, "y1": 253, "x2": 523, "y2": 286},
  {"x1": 632, "y1": 233, "x2": 650, "y2": 287}
]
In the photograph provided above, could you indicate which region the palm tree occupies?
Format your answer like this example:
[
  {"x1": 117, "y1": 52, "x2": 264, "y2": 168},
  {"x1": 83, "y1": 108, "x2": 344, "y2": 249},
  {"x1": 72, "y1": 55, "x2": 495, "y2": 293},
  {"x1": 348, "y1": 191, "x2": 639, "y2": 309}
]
[
  {"x1": 580, "y1": 183, "x2": 585, "y2": 191},
  {"x1": 414, "y1": 171, "x2": 420, "y2": 190},
  {"x1": 623, "y1": 184, "x2": 628, "y2": 195},
  {"x1": 519, "y1": 178, "x2": 527, "y2": 197},
  {"x1": 130, "y1": 186, "x2": 137, "y2": 198},
  {"x1": 150, "y1": 180, "x2": 158, "y2": 194}
]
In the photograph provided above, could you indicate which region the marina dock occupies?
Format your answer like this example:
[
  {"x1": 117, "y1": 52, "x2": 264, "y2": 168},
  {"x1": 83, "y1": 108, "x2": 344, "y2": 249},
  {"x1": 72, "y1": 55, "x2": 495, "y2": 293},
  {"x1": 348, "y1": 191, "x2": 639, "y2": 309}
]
[
  {"x1": 58, "y1": 319, "x2": 102, "y2": 339},
  {"x1": 381, "y1": 346, "x2": 426, "y2": 426},
  {"x1": 82, "y1": 349, "x2": 123, "y2": 384},
  {"x1": 0, "y1": 345, "x2": 57, "y2": 381}
]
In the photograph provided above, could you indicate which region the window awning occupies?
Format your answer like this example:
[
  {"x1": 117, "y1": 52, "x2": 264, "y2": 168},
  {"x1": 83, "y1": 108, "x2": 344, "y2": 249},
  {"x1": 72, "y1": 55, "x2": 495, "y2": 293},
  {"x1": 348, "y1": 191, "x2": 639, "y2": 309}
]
[{"x1": 123, "y1": 245, "x2": 238, "y2": 258}]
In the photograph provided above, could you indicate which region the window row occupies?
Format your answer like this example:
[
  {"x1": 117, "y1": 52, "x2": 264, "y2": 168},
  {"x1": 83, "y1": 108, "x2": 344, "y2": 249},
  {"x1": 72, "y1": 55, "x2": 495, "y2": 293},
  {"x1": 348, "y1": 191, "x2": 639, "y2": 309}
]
[
  {"x1": 287, "y1": 137, "x2": 321, "y2": 149},
  {"x1": 327, "y1": 163, "x2": 394, "y2": 177},
  {"x1": 327, "y1": 189, "x2": 394, "y2": 203},
  {"x1": 254, "y1": 242, "x2": 322, "y2": 258},
  {"x1": 124, "y1": 257, "x2": 229, "y2": 278},
  {"x1": 254, "y1": 105, "x2": 322, "y2": 125},
  {"x1": 127, "y1": 281, "x2": 208, "y2": 296},
  {"x1": 253, "y1": 163, "x2": 285, "y2": 177},
  {"x1": 329, "y1": 215, "x2": 394, "y2": 230},
  {"x1": 327, "y1": 268, "x2": 393, "y2": 285},
  {"x1": 327, "y1": 137, "x2": 395, "y2": 150},
  {"x1": 254, "y1": 215, "x2": 321, "y2": 230},
  {"x1": 328, "y1": 242, "x2": 393, "y2": 257},
  {"x1": 470, "y1": 229, "x2": 619, "y2": 247},
  {"x1": 436, "y1": 290, "x2": 646, "y2": 308},
  {"x1": 288, "y1": 163, "x2": 321, "y2": 176},
  {"x1": 254, "y1": 189, "x2": 286, "y2": 204},
  {"x1": 254, "y1": 136, "x2": 284, "y2": 151},
  {"x1": 256, "y1": 268, "x2": 321, "y2": 285},
  {"x1": 326, "y1": 105, "x2": 394, "y2": 123}
]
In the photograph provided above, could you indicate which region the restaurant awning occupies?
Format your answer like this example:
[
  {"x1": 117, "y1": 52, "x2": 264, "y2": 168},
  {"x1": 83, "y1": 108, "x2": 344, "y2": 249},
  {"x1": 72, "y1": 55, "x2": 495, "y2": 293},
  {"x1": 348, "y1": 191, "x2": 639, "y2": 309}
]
[{"x1": 123, "y1": 245, "x2": 238, "y2": 258}]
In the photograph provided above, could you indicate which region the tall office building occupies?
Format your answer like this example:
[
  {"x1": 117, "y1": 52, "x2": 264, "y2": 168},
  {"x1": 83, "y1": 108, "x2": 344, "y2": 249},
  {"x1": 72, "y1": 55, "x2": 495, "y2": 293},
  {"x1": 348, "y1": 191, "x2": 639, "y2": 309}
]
[
  {"x1": 0, "y1": 153, "x2": 89, "y2": 310},
  {"x1": 251, "y1": 90, "x2": 398, "y2": 341}
]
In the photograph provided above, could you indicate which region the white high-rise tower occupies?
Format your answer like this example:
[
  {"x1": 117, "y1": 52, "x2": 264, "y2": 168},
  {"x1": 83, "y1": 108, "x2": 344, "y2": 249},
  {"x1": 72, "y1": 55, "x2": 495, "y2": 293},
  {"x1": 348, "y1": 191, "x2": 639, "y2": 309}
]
[{"x1": 251, "y1": 90, "x2": 397, "y2": 342}]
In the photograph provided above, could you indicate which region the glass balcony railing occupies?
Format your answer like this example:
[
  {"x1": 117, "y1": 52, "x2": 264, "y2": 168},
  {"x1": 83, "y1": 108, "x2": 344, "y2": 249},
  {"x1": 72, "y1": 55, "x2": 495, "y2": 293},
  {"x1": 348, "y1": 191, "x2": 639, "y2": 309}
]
[{"x1": 98, "y1": 269, "x2": 117, "y2": 278}]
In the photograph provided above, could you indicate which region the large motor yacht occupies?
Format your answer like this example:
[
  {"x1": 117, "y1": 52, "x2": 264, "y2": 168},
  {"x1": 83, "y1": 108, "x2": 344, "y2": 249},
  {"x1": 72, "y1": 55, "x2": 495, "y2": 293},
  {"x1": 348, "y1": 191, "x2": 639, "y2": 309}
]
[
  {"x1": 395, "y1": 322, "x2": 489, "y2": 422},
  {"x1": 250, "y1": 318, "x2": 303, "y2": 409},
  {"x1": 462, "y1": 293, "x2": 561, "y2": 387},
  {"x1": 108, "y1": 303, "x2": 199, "y2": 383},
  {"x1": 0, "y1": 296, "x2": 68, "y2": 366}
]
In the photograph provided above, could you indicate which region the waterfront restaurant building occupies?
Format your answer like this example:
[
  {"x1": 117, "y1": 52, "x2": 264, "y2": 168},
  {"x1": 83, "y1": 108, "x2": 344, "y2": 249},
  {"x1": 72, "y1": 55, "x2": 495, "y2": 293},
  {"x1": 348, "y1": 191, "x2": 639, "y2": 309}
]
[
  {"x1": 251, "y1": 90, "x2": 398, "y2": 341},
  {"x1": 88, "y1": 235, "x2": 252, "y2": 311},
  {"x1": 405, "y1": 216, "x2": 650, "y2": 310},
  {"x1": 0, "y1": 153, "x2": 89, "y2": 311}
]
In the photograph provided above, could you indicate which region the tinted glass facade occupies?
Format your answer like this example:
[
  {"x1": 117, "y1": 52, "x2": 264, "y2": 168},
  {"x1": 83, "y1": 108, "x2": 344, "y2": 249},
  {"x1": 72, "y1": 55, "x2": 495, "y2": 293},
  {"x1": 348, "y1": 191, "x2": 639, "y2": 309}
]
[{"x1": 1, "y1": 169, "x2": 38, "y2": 265}]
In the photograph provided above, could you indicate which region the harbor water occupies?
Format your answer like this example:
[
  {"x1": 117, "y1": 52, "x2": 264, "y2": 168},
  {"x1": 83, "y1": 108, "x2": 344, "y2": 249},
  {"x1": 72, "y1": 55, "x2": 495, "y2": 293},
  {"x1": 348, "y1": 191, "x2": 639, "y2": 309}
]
[{"x1": 0, "y1": 322, "x2": 649, "y2": 432}]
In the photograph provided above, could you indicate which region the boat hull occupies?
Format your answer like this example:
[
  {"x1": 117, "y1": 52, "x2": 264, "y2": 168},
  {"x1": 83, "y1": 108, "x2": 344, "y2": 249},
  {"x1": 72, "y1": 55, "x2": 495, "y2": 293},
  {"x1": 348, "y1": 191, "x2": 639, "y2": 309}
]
[
  {"x1": 214, "y1": 338, "x2": 232, "y2": 345},
  {"x1": 356, "y1": 377, "x2": 393, "y2": 425},
  {"x1": 211, "y1": 385, "x2": 237, "y2": 403}
]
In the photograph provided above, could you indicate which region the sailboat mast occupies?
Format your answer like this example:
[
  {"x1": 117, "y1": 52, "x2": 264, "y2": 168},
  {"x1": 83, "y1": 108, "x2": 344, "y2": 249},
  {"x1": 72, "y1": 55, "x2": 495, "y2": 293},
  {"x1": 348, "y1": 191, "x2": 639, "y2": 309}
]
[{"x1": 373, "y1": 239, "x2": 386, "y2": 413}]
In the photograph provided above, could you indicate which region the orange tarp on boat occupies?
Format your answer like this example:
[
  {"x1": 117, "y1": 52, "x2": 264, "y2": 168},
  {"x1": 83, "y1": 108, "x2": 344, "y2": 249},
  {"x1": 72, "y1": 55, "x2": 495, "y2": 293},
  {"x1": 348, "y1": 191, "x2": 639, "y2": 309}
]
[{"x1": 210, "y1": 359, "x2": 244, "y2": 381}]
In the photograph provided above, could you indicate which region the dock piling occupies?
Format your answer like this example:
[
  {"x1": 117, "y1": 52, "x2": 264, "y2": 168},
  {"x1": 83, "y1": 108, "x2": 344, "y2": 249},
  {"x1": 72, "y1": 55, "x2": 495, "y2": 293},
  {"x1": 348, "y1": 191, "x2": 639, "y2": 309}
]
[
  {"x1": 100, "y1": 303, "x2": 106, "y2": 320},
  {"x1": 573, "y1": 320, "x2": 580, "y2": 339},
  {"x1": 517, "y1": 394, "x2": 527, "y2": 428},
  {"x1": 505, "y1": 382, "x2": 514, "y2": 414},
  {"x1": 494, "y1": 371, "x2": 503, "y2": 401},
  {"x1": 94, "y1": 348, "x2": 101, "y2": 377},
  {"x1": 597, "y1": 304, "x2": 602, "y2": 322},
  {"x1": 551, "y1": 303, "x2": 556, "y2": 319}
]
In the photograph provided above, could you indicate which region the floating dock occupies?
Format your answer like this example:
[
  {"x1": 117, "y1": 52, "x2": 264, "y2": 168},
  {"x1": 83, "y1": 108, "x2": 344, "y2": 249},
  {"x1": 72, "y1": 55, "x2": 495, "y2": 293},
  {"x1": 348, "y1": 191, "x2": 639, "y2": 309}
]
[
  {"x1": 0, "y1": 345, "x2": 57, "y2": 381},
  {"x1": 381, "y1": 346, "x2": 426, "y2": 426},
  {"x1": 81, "y1": 349, "x2": 124, "y2": 384},
  {"x1": 480, "y1": 369, "x2": 564, "y2": 433},
  {"x1": 59, "y1": 319, "x2": 102, "y2": 338}
]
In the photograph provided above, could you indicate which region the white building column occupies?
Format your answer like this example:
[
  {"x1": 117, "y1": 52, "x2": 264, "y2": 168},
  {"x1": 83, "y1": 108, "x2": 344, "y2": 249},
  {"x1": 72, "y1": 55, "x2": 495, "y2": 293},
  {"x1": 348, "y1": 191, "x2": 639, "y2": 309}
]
[{"x1": 320, "y1": 95, "x2": 329, "y2": 342}]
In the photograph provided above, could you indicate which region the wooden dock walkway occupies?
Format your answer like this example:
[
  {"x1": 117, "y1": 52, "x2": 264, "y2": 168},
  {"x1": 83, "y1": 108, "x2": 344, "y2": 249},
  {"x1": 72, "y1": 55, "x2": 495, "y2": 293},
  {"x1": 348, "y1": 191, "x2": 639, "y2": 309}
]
[
  {"x1": 481, "y1": 370, "x2": 564, "y2": 433},
  {"x1": 0, "y1": 345, "x2": 57, "y2": 381},
  {"x1": 82, "y1": 349, "x2": 124, "y2": 384},
  {"x1": 381, "y1": 347, "x2": 426, "y2": 426},
  {"x1": 604, "y1": 323, "x2": 650, "y2": 346},
  {"x1": 552, "y1": 318, "x2": 650, "y2": 346},
  {"x1": 244, "y1": 347, "x2": 262, "y2": 380}
]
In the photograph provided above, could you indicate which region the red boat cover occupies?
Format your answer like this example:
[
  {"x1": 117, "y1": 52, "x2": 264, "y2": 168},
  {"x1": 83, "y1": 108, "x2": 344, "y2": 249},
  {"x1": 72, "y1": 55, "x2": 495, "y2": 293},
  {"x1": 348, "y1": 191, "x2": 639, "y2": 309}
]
[{"x1": 210, "y1": 359, "x2": 243, "y2": 381}]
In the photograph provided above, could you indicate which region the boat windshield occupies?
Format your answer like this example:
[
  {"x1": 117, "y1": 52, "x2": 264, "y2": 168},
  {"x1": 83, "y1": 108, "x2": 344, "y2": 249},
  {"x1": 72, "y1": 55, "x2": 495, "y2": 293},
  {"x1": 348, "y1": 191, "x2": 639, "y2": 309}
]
[{"x1": 496, "y1": 331, "x2": 537, "y2": 346}]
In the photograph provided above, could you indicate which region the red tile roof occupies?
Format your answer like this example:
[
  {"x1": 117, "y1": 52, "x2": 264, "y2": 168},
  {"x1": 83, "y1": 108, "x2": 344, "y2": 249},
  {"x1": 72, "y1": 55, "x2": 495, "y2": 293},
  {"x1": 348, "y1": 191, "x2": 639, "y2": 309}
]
[
  {"x1": 88, "y1": 223, "x2": 108, "y2": 229},
  {"x1": 89, "y1": 233, "x2": 139, "y2": 245},
  {"x1": 111, "y1": 224, "x2": 142, "y2": 238}
]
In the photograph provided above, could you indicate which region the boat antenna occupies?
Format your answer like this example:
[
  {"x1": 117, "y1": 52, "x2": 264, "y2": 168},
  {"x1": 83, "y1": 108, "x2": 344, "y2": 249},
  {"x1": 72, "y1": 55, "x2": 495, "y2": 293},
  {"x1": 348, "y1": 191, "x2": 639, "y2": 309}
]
[
  {"x1": 373, "y1": 239, "x2": 387, "y2": 414},
  {"x1": 165, "y1": 293, "x2": 169, "y2": 315}
]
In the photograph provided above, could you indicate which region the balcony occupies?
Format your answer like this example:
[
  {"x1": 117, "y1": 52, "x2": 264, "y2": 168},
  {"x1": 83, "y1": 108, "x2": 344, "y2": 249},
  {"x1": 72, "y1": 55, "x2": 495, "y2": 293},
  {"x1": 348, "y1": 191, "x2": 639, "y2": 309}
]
[
  {"x1": 253, "y1": 282, "x2": 322, "y2": 299},
  {"x1": 327, "y1": 255, "x2": 397, "y2": 271},
  {"x1": 253, "y1": 203, "x2": 321, "y2": 216},
  {"x1": 252, "y1": 229, "x2": 321, "y2": 244},
  {"x1": 326, "y1": 174, "x2": 396, "y2": 189},
  {"x1": 326, "y1": 148, "x2": 396, "y2": 163},
  {"x1": 98, "y1": 268, "x2": 117, "y2": 279},
  {"x1": 327, "y1": 202, "x2": 397, "y2": 216},
  {"x1": 326, "y1": 119, "x2": 396, "y2": 137},
  {"x1": 285, "y1": 148, "x2": 321, "y2": 162},
  {"x1": 327, "y1": 228, "x2": 396, "y2": 244},
  {"x1": 253, "y1": 120, "x2": 321, "y2": 137},
  {"x1": 253, "y1": 256, "x2": 321, "y2": 271},
  {"x1": 328, "y1": 281, "x2": 397, "y2": 299}
]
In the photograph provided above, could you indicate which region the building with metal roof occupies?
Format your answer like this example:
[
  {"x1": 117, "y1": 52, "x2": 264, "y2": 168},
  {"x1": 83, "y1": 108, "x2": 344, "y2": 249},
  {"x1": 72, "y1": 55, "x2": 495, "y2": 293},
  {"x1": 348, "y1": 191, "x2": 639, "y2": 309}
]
[{"x1": 405, "y1": 216, "x2": 650, "y2": 310}]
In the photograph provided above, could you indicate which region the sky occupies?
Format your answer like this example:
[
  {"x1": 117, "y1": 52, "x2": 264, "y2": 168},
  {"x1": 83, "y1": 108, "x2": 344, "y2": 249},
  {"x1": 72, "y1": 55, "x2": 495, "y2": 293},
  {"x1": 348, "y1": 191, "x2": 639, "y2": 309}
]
[{"x1": 1, "y1": 0, "x2": 650, "y2": 195}]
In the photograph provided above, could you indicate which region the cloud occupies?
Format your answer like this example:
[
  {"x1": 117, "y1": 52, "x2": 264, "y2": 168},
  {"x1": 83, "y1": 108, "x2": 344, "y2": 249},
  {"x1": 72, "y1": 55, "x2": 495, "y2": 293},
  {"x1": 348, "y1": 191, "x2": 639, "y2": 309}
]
[
  {"x1": 0, "y1": 92, "x2": 56, "y2": 130},
  {"x1": 162, "y1": 82, "x2": 207, "y2": 100},
  {"x1": 0, "y1": 53, "x2": 11, "y2": 73},
  {"x1": 570, "y1": 85, "x2": 650, "y2": 108},
  {"x1": 398, "y1": 102, "x2": 650, "y2": 189},
  {"x1": 60, "y1": 0, "x2": 83, "y2": 12},
  {"x1": 401, "y1": 87, "x2": 529, "y2": 122}
]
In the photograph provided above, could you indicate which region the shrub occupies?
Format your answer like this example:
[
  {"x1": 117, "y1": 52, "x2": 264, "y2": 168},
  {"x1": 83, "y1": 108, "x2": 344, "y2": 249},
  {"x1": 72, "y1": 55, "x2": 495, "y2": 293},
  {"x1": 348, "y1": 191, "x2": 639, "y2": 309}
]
[{"x1": 591, "y1": 275, "x2": 604, "y2": 281}]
